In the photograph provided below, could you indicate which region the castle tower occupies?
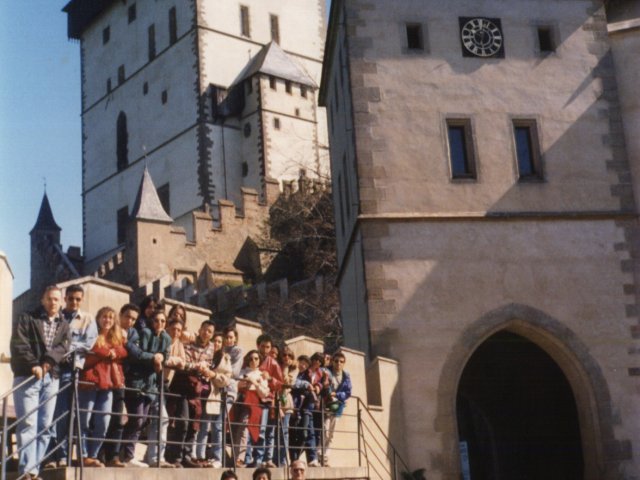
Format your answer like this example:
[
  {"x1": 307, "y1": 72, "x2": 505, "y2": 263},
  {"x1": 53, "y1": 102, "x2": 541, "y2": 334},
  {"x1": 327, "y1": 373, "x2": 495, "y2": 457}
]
[
  {"x1": 29, "y1": 192, "x2": 62, "y2": 293},
  {"x1": 63, "y1": 0, "x2": 328, "y2": 273},
  {"x1": 124, "y1": 166, "x2": 173, "y2": 286},
  {"x1": 321, "y1": 0, "x2": 640, "y2": 477}
]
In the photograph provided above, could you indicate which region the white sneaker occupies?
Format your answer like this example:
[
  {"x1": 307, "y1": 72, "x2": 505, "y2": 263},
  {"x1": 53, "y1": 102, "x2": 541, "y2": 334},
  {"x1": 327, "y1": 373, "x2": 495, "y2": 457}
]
[
  {"x1": 124, "y1": 459, "x2": 149, "y2": 468},
  {"x1": 308, "y1": 460, "x2": 321, "y2": 467}
]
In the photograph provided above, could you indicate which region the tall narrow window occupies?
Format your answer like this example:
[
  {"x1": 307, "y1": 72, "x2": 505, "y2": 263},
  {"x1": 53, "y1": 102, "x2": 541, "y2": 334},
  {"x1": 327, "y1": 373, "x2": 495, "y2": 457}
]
[
  {"x1": 169, "y1": 7, "x2": 178, "y2": 44},
  {"x1": 117, "y1": 112, "x2": 128, "y2": 171},
  {"x1": 157, "y1": 183, "x2": 170, "y2": 215},
  {"x1": 513, "y1": 120, "x2": 543, "y2": 180},
  {"x1": 103, "y1": 26, "x2": 110, "y2": 45},
  {"x1": 240, "y1": 5, "x2": 250, "y2": 37},
  {"x1": 446, "y1": 119, "x2": 476, "y2": 179},
  {"x1": 300, "y1": 85, "x2": 307, "y2": 98},
  {"x1": 118, "y1": 65, "x2": 125, "y2": 85},
  {"x1": 148, "y1": 24, "x2": 156, "y2": 61},
  {"x1": 537, "y1": 26, "x2": 555, "y2": 53},
  {"x1": 128, "y1": 3, "x2": 137, "y2": 23},
  {"x1": 270, "y1": 14, "x2": 280, "y2": 44},
  {"x1": 406, "y1": 23, "x2": 424, "y2": 51},
  {"x1": 285, "y1": 81, "x2": 292, "y2": 94},
  {"x1": 273, "y1": 118, "x2": 281, "y2": 130},
  {"x1": 117, "y1": 207, "x2": 128, "y2": 244},
  {"x1": 107, "y1": 78, "x2": 112, "y2": 94},
  {"x1": 269, "y1": 76, "x2": 277, "y2": 90}
]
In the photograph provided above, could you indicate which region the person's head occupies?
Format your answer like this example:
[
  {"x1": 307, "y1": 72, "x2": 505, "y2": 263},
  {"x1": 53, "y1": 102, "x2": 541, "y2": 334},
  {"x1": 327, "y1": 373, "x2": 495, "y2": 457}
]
[
  {"x1": 198, "y1": 320, "x2": 215, "y2": 344},
  {"x1": 151, "y1": 309, "x2": 167, "y2": 334},
  {"x1": 139, "y1": 294, "x2": 159, "y2": 319},
  {"x1": 243, "y1": 349, "x2": 261, "y2": 369},
  {"x1": 297, "y1": 355, "x2": 310, "y2": 372},
  {"x1": 220, "y1": 470, "x2": 238, "y2": 480},
  {"x1": 96, "y1": 306, "x2": 123, "y2": 346},
  {"x1": 332, "y1": 351, "x2": 346, "y2": 374},
  {"x1": 252, "y1": 467, "x2": 271, "y2": 480},
  {"x1": 168, "y1": 304, "x2": 187, "y2": 324},
  {"x1": 257, "y1": 333, "x2": 273, "y2": 358},
  {"x1": 213, "y1": 331, "x2": 224, "y2": 352},
  {"x1": 280, "y1": 346, "x2": 295, "y2": 368},
  {"x1": 290, "y1": 460, "x2": 306, "y2": 480},
  {"x1": 64, "y1": 284, "x2": 84, "y2": 312},
  {"x1": 310, "y1": 352, "x2": 324, "y2": 371},
  {"x1": 223, "y1": 325, "x2": 238, "y2": 347},
  {"x1": 270, "y1": 344, "x2": 280, "y2": 360},
  {"x1": 167, "y1": 318, "x2": 184, "y2": 340},
  {"x1": 41, "y1": 285, "x2": 63, "y2": 317},
  {"x1": 119, "y1": 303, "x2": 140, "y2": 330},
  {"x1": 323, "y1": 352, "x2": 332, "y2": 367}
]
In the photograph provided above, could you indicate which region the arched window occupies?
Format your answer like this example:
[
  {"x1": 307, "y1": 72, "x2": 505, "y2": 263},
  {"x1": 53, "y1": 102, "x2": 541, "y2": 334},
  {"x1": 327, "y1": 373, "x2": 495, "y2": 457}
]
[{"x1": 117, "y1": 111, "x2": 128, "y2": 171}]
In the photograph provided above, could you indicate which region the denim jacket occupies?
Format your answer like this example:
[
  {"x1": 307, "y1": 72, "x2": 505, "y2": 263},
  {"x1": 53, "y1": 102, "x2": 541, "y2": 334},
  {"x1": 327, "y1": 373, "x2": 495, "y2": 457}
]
[{"x1": 62, "y1": 309, "x2": 98, "y2": 371}]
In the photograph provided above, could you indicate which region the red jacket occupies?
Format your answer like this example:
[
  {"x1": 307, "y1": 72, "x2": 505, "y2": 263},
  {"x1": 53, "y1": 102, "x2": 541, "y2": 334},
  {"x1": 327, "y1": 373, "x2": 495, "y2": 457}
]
[{"x1": 80, "y1": 342, "x2": 128, "y2": 390}]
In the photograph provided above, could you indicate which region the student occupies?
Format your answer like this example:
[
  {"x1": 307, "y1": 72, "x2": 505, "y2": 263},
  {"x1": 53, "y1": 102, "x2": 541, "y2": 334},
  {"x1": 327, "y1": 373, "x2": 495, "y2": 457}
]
[
  {"x1": 230, "y1": 350, "x2": 270, "y2": 466},
  {"x1": 277, "y1": 346, "x2": 297, "y2": 465},
  {"x1": 322, "y1": 351, "x2": 352, "y2": 466},
  {"x1": 165, "y1": 320, "x2": 216, "y2": 467},
  {"x1": 48, "y1": 284, "x2": 98, "y2": 468},
  {"x1": 121, "y1": 309, "x2": 170, "y2": 467},
  {"x1": 101, "y1": 303, "x2": 141, "y2": 467},
  {"x1": 11, "y1": 285, "x2": 69, "y2": 480},
  {"x1": 78, "y1": 307, "x2": 127, "y2": 467}
]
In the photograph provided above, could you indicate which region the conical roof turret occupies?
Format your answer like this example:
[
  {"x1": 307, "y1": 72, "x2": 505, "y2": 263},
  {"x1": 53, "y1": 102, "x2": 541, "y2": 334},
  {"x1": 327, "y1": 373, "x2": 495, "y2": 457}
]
[
  {"x1": 30, "y1": 192, "x2": 61, "y2": 234},
  {"x1": 130, "y1": 167, "x2": 173, "y2": 223}
]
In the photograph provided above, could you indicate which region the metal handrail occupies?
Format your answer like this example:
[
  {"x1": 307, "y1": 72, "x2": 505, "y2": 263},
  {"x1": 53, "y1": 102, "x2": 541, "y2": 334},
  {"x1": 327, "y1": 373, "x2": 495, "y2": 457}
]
[{"x1": 2, "y1": 369, "x2": 405, "y2": 480}]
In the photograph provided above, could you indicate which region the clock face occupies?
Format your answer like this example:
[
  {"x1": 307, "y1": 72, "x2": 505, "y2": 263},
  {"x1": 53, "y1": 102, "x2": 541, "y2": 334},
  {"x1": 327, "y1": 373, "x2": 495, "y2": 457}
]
[{"x1": 459, "y1": 17, "x2": 505, "y2": 58}]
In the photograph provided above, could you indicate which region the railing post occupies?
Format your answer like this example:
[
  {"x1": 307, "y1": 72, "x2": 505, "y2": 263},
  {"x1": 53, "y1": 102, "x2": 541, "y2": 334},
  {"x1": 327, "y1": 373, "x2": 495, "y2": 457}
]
[
  {"x1": 157, "y1": 369, "x2": 165, "y2": 468},
  {"x1": 1, "y1": 396, "x2": 8, "y2": 480},
  {"x1": 320, "y1": 402, "x2": 325, "y2": 466},
  {"x1": 74, "y1": 364, "x2": 84, "y2": 479},
  {"x1": 393, "y1": 450, "x2": 398, "y2": 480},
  {"x1": 221, "y1": 391, "x2": 227, "y2": 469},
  {"x1": 357, "y1": 399, "x2": 362, "y2": 468}
]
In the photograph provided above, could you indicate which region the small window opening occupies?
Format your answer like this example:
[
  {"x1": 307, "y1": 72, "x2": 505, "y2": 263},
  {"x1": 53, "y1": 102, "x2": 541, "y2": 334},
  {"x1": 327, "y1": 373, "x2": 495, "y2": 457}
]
[
  {"x1": 148, "y1": 24, "x2": 156, "y2": 61},
  {"x1": 169, "y1": 7, "x2": 177, "y2": 44},
  {"x1": 128, "y1": 3, "x2": 137, "y2": 23},
  {"x1": 295, "y1": 108, "x2": 300, "y2": 117},
  {"x1": 118, "y1": 65, "x2": 125, "y2": 85},
  {"x1": 240, "y1": 5, "x2": 250, "y2": 37},
  {"x1": 406, "y1": 23, "x2": 424, "y2": 50},
  {"x1": 107, "y1": 78, "x2": 112, "y2": 93},
  {"x1": 103, "y1": 26, "x2": 110, "y2": 45},
  {"x1": 513, "y1": 120, "x2": 543, "y2": 180},
  {"x1": 161, "y1": 90, "x2": 168, "y2": 104},
  {"x1": 446, "y1": 119, "x2": 476, "y2": 179},
  {"x1": 242, "y1": 162, "x2": 249, "y2": 177},
  {"x1": 537, "y1": 27, "x2": 555, "y2": 53},
  {"x1": 269, "y1": 76, "x2": 277, "y2": 90},
  {"x1": 274, "y1": 118, "x2": 281, "y2": 130},
  {"x1": 143, "y1": 82, "x2": 148, "y2": 95},
  {"x1": 300, "y1": 85, "x2": 307, "y2": 98},
  {"x1": 285, "y1": 81, "x2": 292, "y2": 94}
]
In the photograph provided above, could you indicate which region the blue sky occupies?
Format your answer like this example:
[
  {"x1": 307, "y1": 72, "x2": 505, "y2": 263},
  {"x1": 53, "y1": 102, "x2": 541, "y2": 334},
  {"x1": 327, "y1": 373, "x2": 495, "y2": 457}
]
[
  {"x1": 0, "y1": 1, "x2": 332, "y2": 297},
  {"x1": 0, "y1": 1, "x2": 82, "y2": 296}
]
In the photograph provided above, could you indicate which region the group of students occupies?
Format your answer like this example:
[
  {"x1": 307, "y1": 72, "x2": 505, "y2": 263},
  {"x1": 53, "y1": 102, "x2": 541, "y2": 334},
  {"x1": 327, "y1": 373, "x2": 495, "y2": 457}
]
[{"x1": 9, "y1": 284, "x2": 351, "y2": 480}]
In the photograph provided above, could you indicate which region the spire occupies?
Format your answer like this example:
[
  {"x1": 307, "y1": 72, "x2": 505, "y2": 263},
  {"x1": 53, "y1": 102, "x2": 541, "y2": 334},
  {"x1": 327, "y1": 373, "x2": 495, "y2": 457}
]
[
  {"x1": 130, "y1": 167, "x2": 173, "y2": 223},
  {"x1": 234, "y1": 41, "x2": 317, "y2": 87},
  {"x1": 30, "y1": 192, "x2": 61, "y2": 234}
]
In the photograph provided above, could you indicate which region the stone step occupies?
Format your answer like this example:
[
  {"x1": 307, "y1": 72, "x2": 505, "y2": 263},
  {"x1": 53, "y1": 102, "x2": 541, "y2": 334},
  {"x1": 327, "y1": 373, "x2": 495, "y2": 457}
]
[{"x1": 8, "y1": 466, "x2": 368, "y2": 480}]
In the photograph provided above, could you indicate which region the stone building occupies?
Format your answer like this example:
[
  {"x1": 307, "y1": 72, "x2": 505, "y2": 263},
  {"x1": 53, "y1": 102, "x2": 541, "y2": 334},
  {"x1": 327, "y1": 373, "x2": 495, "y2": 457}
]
[
  {"x1": 62, "y1": 0, "x2": 328, "y2": 273},
  {"x1": 321, "y1": 0, "x2": 640, "y2": 478}
]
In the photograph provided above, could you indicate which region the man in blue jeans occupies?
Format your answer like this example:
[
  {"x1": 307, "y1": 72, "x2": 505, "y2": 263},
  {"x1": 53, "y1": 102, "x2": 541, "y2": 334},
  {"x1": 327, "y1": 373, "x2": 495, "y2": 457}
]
[
  {"x1": 10, "y1": 285, "x2": 70, "y2": 480},
  {"x1": 47, "y1": 284, "x2": 98, "y2": 468}
]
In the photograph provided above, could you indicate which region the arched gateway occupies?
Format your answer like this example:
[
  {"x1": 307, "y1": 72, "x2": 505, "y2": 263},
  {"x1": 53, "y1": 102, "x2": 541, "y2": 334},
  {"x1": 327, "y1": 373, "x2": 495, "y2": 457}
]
[
  {"x1": 456, "y1": 331, "x2": 582, "y2": 479},
  {"x1": 436, "y1": 304, "x2": 626, "y2": 480}
]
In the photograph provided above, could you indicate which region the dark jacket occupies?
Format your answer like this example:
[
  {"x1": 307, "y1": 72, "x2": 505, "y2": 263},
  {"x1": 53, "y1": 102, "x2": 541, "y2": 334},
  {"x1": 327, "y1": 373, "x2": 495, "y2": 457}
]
[
  {"x1": 10, "y1": 307, "x2": 70, "y2": 378},
  {"x1": 125, "y1": 327, "x2": 170, "y2": 399}
]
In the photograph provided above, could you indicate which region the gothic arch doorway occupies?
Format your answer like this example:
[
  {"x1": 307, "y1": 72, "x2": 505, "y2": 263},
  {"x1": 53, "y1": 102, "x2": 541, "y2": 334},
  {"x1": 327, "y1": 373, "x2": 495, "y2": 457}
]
[{"x1": 456, "y1": 330, "x2": 583, "y2": 479}]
